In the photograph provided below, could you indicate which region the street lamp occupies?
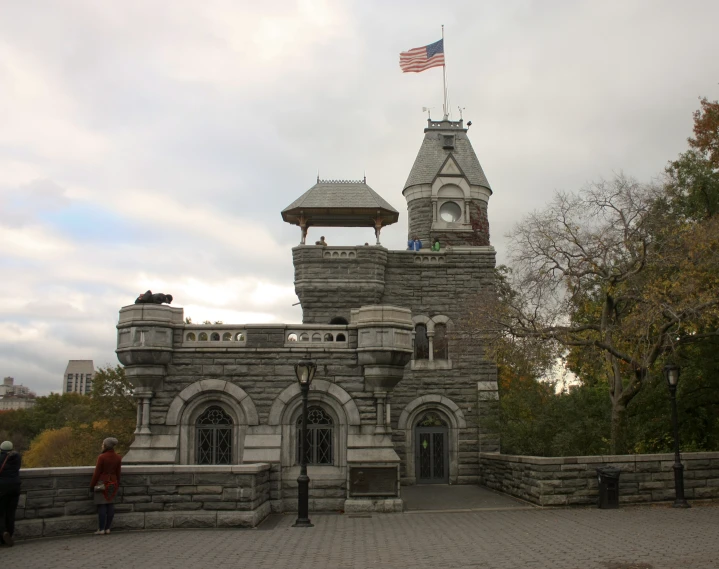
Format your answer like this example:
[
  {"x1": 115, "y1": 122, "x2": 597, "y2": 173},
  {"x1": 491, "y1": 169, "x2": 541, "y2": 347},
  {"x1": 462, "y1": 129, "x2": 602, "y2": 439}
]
[
  {"x1": 293, "y1": 357, "x2": 317, "y2": 527},
  {"x1": 663, "y1": 364, "x2": 690, "y2": 508}
]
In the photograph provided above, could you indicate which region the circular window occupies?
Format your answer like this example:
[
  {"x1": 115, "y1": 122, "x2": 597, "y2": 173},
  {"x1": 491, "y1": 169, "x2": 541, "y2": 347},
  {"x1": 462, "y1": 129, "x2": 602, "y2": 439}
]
[{"x1": 440, "y1": 201, "x2": 462, "y2": 223}]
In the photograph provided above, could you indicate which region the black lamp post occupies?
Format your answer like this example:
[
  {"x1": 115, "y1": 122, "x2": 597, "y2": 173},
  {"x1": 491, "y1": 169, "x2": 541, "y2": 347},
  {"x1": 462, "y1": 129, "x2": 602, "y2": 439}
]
[
  {"x1": 293, "y1": 357, "x2": 317, "y2": 527},
  {"x1": 663, "y1": 364, "x2": 691, "y2": 508}
]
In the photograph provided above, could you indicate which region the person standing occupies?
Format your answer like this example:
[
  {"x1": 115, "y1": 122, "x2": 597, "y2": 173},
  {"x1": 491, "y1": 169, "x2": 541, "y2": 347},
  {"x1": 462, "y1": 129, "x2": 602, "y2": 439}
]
[
  {"x1": 431, "y1": 238, "x2": 441, "y2": 251},
  {"x1": 0, "y1": 441, "x2": 21, "y2": 547},
  {"x1": 90, "y1": 437, "x2": 122, "y2": 535}
]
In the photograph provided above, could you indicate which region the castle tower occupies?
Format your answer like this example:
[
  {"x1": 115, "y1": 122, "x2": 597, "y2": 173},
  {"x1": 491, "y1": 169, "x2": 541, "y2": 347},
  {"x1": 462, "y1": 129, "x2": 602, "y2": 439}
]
[
  {"x1": 403, "y1": 118, "x2": 492, "y2": 246},
  {"x1": 281, "y1": 179, "x2": 399, "y2": 324}
]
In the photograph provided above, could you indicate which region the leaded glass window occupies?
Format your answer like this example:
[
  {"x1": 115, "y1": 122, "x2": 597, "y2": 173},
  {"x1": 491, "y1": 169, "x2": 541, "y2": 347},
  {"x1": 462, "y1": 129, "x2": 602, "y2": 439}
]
[
  {"x1": 414, "y1": 324, "x2": 429, "y2": 360},
  {"x1": 296, "y1": 406, "x2": 334, "y2": 465},
  {"x1": 416, "y1": 411, "x2": 448, "y2": 427},
  {"x1": 196, "y1": 406, "x2": 233, "y2": 465}
]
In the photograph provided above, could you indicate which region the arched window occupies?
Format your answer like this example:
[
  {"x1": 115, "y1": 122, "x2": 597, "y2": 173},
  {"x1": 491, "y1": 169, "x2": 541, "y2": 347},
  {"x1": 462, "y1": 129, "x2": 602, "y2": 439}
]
[
  {"x1": 414, "y1": 324, "x2": 429, "y2": 360},
  {"x1": 210, "y1": 332, "x2": 220, "y2": 341},
  {"x1": 196, "y1": 406, "x2": 233, "y2": 465},
  {"x1": 433, "y1": 323, "x2": 448, "y2": 360},
  {"x1": 329, "y1": 317, "x2": 348, "y2": 325},
  {"x1": 296, "y1": 406, "x2": 333, "y2": 465}
]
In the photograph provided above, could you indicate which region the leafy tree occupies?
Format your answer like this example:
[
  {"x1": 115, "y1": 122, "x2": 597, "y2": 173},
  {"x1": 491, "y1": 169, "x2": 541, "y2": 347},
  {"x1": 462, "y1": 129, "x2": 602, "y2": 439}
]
[
  {"x1": 0, "y1": 365, "x2": 136, "y2": 464},
  {"x1": 22, "y1": 419, "x2": 134, "y2": 468},
  {"x1": 689, "y1": 97, "x2": 719, "y2": 169}
]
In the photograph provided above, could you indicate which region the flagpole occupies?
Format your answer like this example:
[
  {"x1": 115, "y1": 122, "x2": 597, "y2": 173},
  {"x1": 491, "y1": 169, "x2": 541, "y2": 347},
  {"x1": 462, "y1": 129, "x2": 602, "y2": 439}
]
[{"x1": 442, "y1": 24, "x2": 447, "y2": 119}]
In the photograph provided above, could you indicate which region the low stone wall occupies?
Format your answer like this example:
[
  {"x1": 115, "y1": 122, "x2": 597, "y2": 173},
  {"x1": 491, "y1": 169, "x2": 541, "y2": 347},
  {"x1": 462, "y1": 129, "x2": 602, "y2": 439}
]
[
  {"x1": 479, "y1": 452, "x2": 719, "y2": 506},
  {"x1": 15, "y1": 463, "x2": 271, "y2": 539}
]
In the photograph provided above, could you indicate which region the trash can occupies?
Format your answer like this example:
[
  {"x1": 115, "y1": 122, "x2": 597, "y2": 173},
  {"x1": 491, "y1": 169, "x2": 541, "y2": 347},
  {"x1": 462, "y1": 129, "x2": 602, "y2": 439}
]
[{"x1": 596, "y1": 466, "x2": 621, "y2": 509}]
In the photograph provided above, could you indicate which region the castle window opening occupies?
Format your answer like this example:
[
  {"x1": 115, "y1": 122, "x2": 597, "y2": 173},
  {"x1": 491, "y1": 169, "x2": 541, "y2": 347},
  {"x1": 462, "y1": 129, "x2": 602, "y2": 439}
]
[
  {"x1": 329, "y1": 317, "x2": 349, "y2": 325},
  {"x1": 287, "y1": 333, "x2": 298, "y2": 342},
  {"x1": 440, "y1": 201, "x2": 462, "y2": 223},
  {"x1": 186, "y1": 333, "x2": 196, "y2": 341},
  {"x1": 414, "y1": 324, "x2": 429, "y2": 360},
  {"x1": 210, "y1": 332, "x2": 220, "y2": 341},
  {"x1": 222, "y1": 332, "x2": 232, "y2": 341},
  {"x1": 198, "y1": 332, "x2": 208, "y2": 341},
  {"x1": 324, "y1": 333, "x2": 334, "y2": 341},
  {"x1": 235, "y1": 333, "x2": 245, "y2": 341},
  {"x1": 196, "y1": 405, "x2": 233, "y2": 465},
  {"x1": 296, "y1": 406, "x2": 334, "y2": 465},
  {"x1": 335, "y1": 333, "x2": 346, "y2": 342},
  {"x1": 433, "y1": 323, "x2": 448, "y2": 360},
  {"x1": 299, "y1": 333, "x2": 310, "y2": 342}
]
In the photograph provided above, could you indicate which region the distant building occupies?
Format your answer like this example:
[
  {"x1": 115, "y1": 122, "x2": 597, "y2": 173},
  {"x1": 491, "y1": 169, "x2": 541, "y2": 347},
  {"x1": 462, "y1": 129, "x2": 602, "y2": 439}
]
[
  {"x1": 0, "y1": 377, "x2": 37, "y2": 410},
  {"x1": 63, "y1": 360, "x2": 94, "y2": 394}
]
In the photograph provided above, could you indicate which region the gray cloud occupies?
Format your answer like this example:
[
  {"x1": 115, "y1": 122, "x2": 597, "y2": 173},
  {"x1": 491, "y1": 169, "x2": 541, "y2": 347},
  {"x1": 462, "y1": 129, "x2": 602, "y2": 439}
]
[{"x1": 1, "y1": 0, "x2": 718, "y2": 394}]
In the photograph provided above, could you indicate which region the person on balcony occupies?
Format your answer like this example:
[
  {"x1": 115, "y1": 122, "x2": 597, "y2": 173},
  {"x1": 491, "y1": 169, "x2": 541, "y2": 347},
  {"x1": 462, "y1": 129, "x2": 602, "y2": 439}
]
[
  {"x1": 315, "y1": 236, "x2": 328, "y2": 246},
  {"x1": 407, "y1": 236, "x2": 422, "y2": 251}
]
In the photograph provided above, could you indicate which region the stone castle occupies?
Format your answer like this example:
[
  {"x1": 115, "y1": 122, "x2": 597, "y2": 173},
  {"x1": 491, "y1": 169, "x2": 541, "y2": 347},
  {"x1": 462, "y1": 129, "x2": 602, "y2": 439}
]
[{"x1": 116, "y1": 118, "x2": 499, "y2": 513}]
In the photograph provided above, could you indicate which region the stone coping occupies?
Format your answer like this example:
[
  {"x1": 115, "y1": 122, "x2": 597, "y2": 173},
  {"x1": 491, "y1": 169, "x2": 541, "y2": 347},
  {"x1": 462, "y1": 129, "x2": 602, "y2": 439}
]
[
  {"x1": 389, "y1": 246, "x2": 496, "y2": 255},
  {"x1": 172, "y1": 347, "x2": 358, "y2": 354},
  {"x1": 20, "y1": 463, "x2": 272, "y2": 478},
  {"x1": 480, "y1": 452, "x2": 719, "y2": 464}
]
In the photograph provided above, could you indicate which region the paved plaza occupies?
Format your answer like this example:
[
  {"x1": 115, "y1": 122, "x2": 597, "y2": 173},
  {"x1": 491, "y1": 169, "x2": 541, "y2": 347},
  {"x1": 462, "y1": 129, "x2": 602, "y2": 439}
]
[{"x1": 5, "y1": 502, "x2": 719, "y2": 569}]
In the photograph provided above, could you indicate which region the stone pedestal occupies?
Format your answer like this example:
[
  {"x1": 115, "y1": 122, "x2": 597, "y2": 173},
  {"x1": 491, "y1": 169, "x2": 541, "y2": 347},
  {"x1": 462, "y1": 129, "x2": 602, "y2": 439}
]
[
  {"x1": 116, "y1": 304, "x2": 182, "y2": 464},
  {"x1": 344, "y1": 305, "x2": 413, "y2": 512}
]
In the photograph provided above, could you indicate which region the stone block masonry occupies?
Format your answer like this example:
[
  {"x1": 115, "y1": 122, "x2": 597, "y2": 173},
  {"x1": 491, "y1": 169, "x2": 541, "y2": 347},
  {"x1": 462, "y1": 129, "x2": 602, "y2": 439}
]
[
  {"x1": 14, "y1": 464, "x2": 271, "y2": 540},
  {"x1": 479, "y1": 452, "x2": 719, "y2": 506}
]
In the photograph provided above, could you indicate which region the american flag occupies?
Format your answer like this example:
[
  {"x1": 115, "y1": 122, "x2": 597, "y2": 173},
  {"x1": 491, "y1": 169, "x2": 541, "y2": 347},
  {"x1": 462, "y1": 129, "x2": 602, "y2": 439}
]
[{"x1": 399, "y1": 39, "x2": 444, "y2": 73}]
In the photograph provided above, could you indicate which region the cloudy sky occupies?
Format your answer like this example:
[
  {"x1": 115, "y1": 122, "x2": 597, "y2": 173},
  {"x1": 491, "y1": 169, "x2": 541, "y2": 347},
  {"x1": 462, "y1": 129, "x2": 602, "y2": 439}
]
[{"x1": 1, "y1": 0, "x2": 718, "y2": 395}]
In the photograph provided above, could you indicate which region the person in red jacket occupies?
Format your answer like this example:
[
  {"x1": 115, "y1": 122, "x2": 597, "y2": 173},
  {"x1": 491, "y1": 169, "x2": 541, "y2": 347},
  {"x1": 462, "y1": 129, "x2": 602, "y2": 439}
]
[{"x1": 90, "y1": 437, "x2": 122, "y2": 535}]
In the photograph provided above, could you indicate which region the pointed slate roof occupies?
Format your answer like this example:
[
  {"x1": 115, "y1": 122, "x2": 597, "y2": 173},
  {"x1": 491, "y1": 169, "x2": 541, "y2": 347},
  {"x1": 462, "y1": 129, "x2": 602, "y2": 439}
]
[
  {"x1": 404, "y1": 119, "x2": 492, "y2": 193},
  {"x1": 282, "y1": 179, "x2": 399, "y2": 228}
]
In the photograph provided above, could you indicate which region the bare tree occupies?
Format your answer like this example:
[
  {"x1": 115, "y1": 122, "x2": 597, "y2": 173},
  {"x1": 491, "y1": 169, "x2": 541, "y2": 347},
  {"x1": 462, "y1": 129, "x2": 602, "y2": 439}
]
[{"x1": 466, "y1": 174, "x2": 719, "y2": 453}]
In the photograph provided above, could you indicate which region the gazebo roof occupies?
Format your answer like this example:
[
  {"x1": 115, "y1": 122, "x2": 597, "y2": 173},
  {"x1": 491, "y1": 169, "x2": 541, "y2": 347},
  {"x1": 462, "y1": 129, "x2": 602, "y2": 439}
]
[{"x1": 281, "y1": 179, "x2": 399, "y2": 228}]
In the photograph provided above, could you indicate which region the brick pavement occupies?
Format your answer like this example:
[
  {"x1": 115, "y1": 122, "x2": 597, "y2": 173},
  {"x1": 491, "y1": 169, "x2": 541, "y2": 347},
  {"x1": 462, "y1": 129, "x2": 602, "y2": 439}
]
[{"x1": 4, "y1": 504, "x2": 719, "y2": 569}]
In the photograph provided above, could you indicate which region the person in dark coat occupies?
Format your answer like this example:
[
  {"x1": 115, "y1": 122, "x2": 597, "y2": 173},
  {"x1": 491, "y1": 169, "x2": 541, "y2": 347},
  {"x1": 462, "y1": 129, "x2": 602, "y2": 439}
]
[
  {"x1": 90, "y1": 437, "x2": 122, "y2": 535},
  {"x1": 0, "y1": 440, "x2": 21, "y2": 547}
]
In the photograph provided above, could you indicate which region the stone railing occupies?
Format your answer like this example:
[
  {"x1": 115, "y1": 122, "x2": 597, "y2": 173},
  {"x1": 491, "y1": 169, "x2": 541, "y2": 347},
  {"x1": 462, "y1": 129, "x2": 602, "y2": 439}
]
[
  {"x1": 479, "y1": 452, "x2": 719, "y2": 506},
  {"x1": 284, "y1": 325, "x2": 349, "y2": 346},
  {"x1": 14, "y1": 463, "x2": 271, "y2": 540},
  {"x1": 181, "y1": 326, "x2": 247, "y2": 346}
]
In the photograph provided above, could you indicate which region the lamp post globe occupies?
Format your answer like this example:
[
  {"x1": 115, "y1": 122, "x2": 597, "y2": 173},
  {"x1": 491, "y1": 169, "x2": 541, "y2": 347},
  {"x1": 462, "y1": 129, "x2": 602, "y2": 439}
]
[
  {"x1": 293, "y1": 357, "x2": 317, "y2": 527},
  {"x1": 663, "y1": 364, "x2": 690, "y2": 508}
]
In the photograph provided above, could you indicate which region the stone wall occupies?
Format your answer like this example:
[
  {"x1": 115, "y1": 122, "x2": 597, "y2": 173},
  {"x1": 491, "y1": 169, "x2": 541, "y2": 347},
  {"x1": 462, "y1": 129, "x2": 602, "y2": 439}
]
[
  {"x1": 14, "y1": 464, "x2": 271, "y2": 539},
  {"x1": 383, "y1": 248, "x2": 499, "y2": 484},
  {"x1": 407, "y1": 197, "x2": 433, "y2": 243},
  {"x1": 292, "y1": 245, "x2": 388, "y2": 324},
  {"x1": 479, "y1": 452, "x2": 719, "y2": 506}
]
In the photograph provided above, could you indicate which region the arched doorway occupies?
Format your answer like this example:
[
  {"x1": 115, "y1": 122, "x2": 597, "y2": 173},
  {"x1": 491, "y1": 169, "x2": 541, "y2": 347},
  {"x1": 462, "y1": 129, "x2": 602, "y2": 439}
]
[{"x1": 415, "y1": 411, "x2": 449, "y2": 484}]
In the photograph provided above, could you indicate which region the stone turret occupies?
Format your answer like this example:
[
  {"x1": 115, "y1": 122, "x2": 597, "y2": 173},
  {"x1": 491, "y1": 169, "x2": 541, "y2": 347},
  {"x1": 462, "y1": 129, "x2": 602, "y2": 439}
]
[{"x1": 403, "y1": 119, "x2": 492, "y2": 246}]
